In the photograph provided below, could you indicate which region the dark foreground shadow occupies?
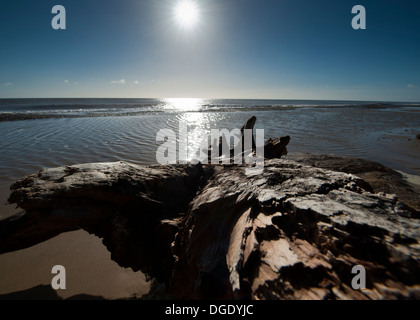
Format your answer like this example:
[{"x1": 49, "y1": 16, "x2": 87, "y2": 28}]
[{"x1": 0, "y1": 284, "x2": 105, "y2": 300}]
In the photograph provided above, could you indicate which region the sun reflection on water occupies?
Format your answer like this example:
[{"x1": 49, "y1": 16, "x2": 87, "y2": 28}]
[
  {"x1": 177, "y1": 111, "x2": 209, "y2": 162},
  {"x1": 162, "y1": 99, "x2": 232, "y2": 162},
  {"x1": 164, "y1": 98, "x2": 203, "y2": 111}
]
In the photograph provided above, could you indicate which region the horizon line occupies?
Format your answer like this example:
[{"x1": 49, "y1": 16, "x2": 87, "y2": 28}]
[{"x1": 0, "y1": 97, "x2": 419, "y2": 104}]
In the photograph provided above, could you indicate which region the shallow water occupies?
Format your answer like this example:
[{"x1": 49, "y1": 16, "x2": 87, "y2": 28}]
[{"x1": 1, "y1": 101, "x2": 419, "y2": 219}]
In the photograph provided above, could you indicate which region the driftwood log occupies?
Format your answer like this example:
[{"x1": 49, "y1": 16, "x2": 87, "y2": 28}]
[{"x1": 211, "y1": 116, "x2": 290, "y2": 162}]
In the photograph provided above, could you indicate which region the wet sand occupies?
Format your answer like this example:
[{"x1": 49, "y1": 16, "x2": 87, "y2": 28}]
[
  {"x1": 0, "y1": 229, "x2": 150, "y2": 299},
  {"x1": 1, "y1": 180, "x2": 152, "y2": 300},
  {"x1": 399, "y1": 171, "x2": 420, "y2": 186}
]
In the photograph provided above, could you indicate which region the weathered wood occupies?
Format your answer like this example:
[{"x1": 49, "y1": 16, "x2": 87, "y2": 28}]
[{"x1": 2, "y1": 155, "x2": 420, "y2": 299}]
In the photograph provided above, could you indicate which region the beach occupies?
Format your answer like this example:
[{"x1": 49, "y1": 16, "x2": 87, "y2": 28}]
[
  {"x1": 1, "y1": 0, "x2": 420, "y2": 304},
  {"x1": 0, "y1": 99, "x2": 419, "y2": 299}
]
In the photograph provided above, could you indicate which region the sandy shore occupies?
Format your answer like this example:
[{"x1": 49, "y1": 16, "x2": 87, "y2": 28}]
[
  {"x1": 398, "y1": 170, "x2": 420, "y2": 186},
  {"x1": 0, "y1": 229, "x2": 150, "y2": 299},
  {"x1": 1, "y1": 182, "x2": 153, "y2": 300}
]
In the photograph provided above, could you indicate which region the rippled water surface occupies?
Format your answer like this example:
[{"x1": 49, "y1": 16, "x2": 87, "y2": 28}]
[{"x1": 1, "y1": 99, "x2": 419, "y2": 218}]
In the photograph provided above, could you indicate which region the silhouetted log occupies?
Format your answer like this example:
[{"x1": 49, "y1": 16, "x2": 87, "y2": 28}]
[
  {"x1": 212, "y1": 116, "x2": 290, "y2": 161},
  {"x1": 264, "y1": 136, "x2": 290, "y2": 159}
]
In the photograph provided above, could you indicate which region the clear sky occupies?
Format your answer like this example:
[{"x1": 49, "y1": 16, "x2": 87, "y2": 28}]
[{"x1": 0, "y1": 0, "x2": 419, "y2": 101}]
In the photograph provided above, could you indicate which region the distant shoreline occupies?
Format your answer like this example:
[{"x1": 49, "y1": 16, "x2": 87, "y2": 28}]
[{"x1": 1, "y1": 102, "x2": 419, "y2": 122}]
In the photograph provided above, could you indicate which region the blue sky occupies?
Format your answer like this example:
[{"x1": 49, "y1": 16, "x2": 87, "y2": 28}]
[{"x1": 0, "y1": 0, "x2": 419, "y2": 101}]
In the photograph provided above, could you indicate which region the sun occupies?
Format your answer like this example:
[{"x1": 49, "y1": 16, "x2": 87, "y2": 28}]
[{"x1": 174, "y1": 0, "x2": 199, "y2": 29}]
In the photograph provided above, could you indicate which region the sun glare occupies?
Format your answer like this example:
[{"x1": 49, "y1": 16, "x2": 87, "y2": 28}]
[
  {"x1": 174, "y1": 0, "x2": 199, "y2": 29},
  {"x1": 165, "y1": 98, "x2": 203, "y2": 111}
]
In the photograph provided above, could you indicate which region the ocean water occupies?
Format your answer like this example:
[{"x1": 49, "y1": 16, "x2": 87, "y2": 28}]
[{"x1": 1, "y1": 98, "x2": 419, "y2": 218}]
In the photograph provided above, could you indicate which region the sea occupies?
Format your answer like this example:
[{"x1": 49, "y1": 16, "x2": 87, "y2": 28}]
[{"x1": 1, "y1": 98, "x2": 419, "y2": 219}]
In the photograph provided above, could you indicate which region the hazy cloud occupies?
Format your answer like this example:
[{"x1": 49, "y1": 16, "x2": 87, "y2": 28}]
[
  {"x1": 408, "y1": 84, "x2": 416, "y2": 88},
  {"x1": 134, "y1": 80, "x2": 139, "y2": 84},
  {"x1": 64, "y1": 80, "x2": 78, "y2": 84},
  {"x1": 110, "y1": 79, "x2": 126, "y2": 84},
  {"x1": 3, "y1": 82, "x2": 13, "y2": 86}
]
